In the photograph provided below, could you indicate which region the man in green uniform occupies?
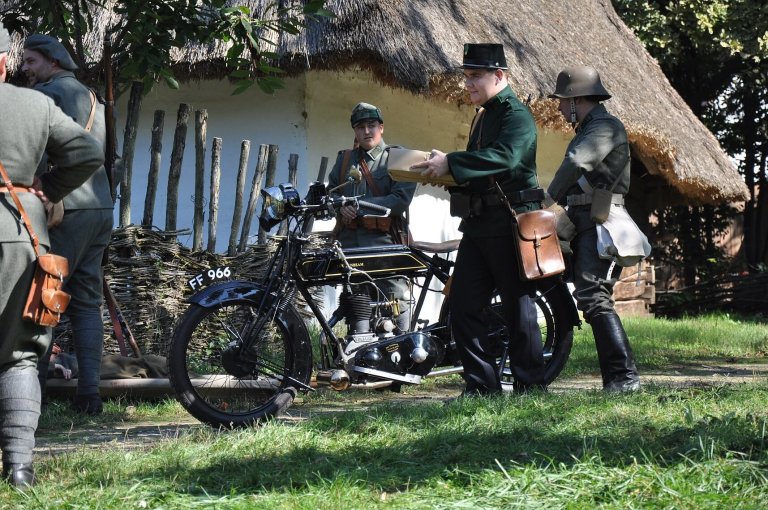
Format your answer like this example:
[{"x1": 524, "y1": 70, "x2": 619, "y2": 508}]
[
  {"x1": 412, "y1": 44, "x2": 546, "y2": 395},
  {"x1": 22, "y1": 34, "x2": 115, "y2": 413},
  {"x1": 0, "y1": 20, "x2": 103, "y2": 487},
  {"x1": 546, "y1": 66, "x2": 640, "y2": 392},
  {"x1": 327, "y1": 103, "x2": 417, "y2": 331}
]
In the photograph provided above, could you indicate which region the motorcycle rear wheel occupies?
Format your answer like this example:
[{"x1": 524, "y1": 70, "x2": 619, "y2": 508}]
[
  {"x1": 168, "y1": 300, "x2": 312, "y2": 428},
  {"x1": 440, "y1": 282, "x2": 574, "y2": 387}
]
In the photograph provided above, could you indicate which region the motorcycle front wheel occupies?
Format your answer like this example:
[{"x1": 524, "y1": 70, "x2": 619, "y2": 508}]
[{"x1": 168, "y1": 300, "x2": 312, "y2": 428}]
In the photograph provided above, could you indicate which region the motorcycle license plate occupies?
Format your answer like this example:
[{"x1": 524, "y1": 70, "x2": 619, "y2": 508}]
[{"x1": 187, "y1": 266, "x2": 232, "y2": 291}]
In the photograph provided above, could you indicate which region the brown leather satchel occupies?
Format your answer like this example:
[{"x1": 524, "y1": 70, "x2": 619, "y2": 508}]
[
  {"x1": 513, "y1": 209, "x2": 565, "y2": 280},
  {"x1": 0, "y1": 161, "x2": 71, "y2": 326},
  {"x1": 496, "y1": 183, "x2": 565, "y2": 281},
  {"x1": 23, "y1": 253, "x2": 71, "y2": 326}
]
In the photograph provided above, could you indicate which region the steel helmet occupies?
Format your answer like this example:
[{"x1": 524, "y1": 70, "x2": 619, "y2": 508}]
[{"x1": 548, "y1": 66, "x2": 611, "y2": 100}]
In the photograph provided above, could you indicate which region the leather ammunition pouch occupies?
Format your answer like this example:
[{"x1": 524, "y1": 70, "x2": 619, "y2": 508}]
[{"x1": 342, "y1": 216, "x2": 392, "y2": 233}]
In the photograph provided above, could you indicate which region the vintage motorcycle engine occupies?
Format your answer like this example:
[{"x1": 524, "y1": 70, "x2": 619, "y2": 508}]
[
  {"x1": 339, "y1": 291, "x2": 442, "y2": 379},
  {"x1": 353, "y1": 330, "x2": 441, "y2": 377}
]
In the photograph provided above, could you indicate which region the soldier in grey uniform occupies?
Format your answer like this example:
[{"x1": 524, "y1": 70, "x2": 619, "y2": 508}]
[
  {"x1": 22, "y1": 34, "x2": 115, "y2": 414},
  {"x1": 327, "y1": 103, "x2": 417, "y2": 330},
  {"x1": 0, "y1": 21, "x2": 103, "y2": 487},
  {"x1": 546, "y1": 66, "x2": 640, "y2": 392}
]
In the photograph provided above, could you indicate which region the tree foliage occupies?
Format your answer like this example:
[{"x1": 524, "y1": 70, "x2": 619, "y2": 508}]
[
  {"x1": 0, "y1": 0, "x2": 333, "y2": 94},
  {"x1": 613, "y1": 0, "x2": 768, "y2": 281}
]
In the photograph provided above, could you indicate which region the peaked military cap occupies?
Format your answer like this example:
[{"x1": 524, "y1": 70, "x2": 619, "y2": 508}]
[
  {"x1": 24, "y1": 34, "x2": 78, "y2": 71},
  {"x1": 350, "y1": 102, "x2": 383, "y2": 127},
  {"x1": 0, "y1": 20, "x2": 10, "y2": 54},
  {"x1": 461, "y1": 43, "x2": 508, "y2": 70}
]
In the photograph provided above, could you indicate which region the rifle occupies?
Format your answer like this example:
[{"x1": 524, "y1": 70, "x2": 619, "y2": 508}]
[{"x1": 103, "y1": 34, "x2": 118, "y2": 202}]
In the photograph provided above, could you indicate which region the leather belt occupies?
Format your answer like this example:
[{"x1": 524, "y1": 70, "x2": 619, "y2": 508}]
[
  {"x1": 566, "y1": 192, "x2": 624, "y2": 207},
  {"x1": 481, "y1": 187, "x2": 545, "y2": 206},
  {"x1": 0, "y1": 185, "x2": 34, "y2": 193}
]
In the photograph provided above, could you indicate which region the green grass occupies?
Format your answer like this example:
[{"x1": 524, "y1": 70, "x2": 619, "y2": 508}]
[
  {"x1": 2, "y1": 314, "x2": 768, "y2": 508},
  {"x1": 562, "y1": 313, "x2": 768, "y2": 377}
]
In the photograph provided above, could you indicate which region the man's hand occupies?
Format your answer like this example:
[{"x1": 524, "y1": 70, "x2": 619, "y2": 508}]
[
  {"x1": 410, "y1": 150, "x2": 450, "y2": 186},
  {"x1": 54, "y1": 363, "x2": 72, "y2": 380},
  {"x1": 30, "y1": 177, "x2": 50, "y2": 205},
  {"x1": 339, "y1": 204, "x2": 358, "y2": 225}
]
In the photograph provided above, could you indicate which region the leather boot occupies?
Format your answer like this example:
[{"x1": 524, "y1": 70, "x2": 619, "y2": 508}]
[
  {"x1": 590, "y1": 312, "x2": 640, "y2": 392},
  {"x1": 72, "y1": 393, "x2": 103, "y2": 415},
  {"x1": 3, "y1": 463, "x2": 35, "y2": 488}
]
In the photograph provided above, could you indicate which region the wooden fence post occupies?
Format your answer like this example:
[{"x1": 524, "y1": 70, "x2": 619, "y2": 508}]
[
  {"x1": 118, "y1": 80, "x2": 144, "y2": 227},
  {"x1": 142, "y1": 110, "x2": 164, "y2": 227},
  {"x1": 207, "y1": 137, "x2": 222, "y2": 252},
  {"x1": 165, "y1": 103, "x2": 190, "y2": 232},
  {"x1": 258, "y1": 144, "x2": 280, "y2": 244},
  {"x1": 239, "y1": 144, "x2": 269, "y2": 252},
  {"x1": 193, "y1": 109, "x2": 208, "y2": 251},
  {"x1": 228, "y1": 140, "x2": 250, "y2": 256},
  {"x1": 316, "y1": 156, "x2": 329, "y2": 182}
]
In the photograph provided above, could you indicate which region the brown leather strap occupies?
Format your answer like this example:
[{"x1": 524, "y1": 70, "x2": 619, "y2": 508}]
[
  {"x1": 0, "y1": 161, "x2": 41, "y2": 257},
  {"x1": 469, "y1": 107, "x2": 485, "y2": 150},
  {"x1": 0, "y1": 185, "x2": 34, "y2": 193},
  {"x1": 358, "y1": 157, "x2": 382, "y2": 196},
  {"x1": 339, "y1": 149, "x2": 353, "y2": 184}
]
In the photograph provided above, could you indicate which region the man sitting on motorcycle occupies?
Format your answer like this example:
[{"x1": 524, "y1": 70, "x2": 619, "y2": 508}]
[{"x1": 327, "y1": 103, "x2": 417, "y2": 331}]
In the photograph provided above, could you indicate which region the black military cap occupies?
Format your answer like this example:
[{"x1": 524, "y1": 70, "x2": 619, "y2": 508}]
[{"x1": 461, "y1": 43, "x2": 508, "y2": 70}]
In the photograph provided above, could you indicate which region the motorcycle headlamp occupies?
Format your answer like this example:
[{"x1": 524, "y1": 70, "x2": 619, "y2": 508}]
[{"x1": 259, "y1": 183, "x2": 301, "y2": 231}]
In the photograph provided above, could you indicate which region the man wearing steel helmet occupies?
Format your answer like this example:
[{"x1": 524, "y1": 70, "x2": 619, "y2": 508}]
[
  {"x1": 22, "y1": 34, "x2": 116, "y2": 414},
  {"x1": 327, "y1": 103, "x2": 417, "y2": 333},
  {"x1": 0, "y1": 21, "x2": 103, "y2": 487},
  {"x1": 412, "y1": 44, "x2": 546, "y2": 396},
  {"x1": 547, "y1": 65, "x2": 641, "y2": 392}
]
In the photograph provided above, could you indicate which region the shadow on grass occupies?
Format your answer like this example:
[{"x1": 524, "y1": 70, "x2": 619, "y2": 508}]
[{"x1": 135, "y1": 385, "x2": 768, "y2": 495}]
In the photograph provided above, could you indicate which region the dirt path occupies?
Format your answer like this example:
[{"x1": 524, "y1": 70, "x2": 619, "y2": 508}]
[{"x1": 34, "y1": 361, "x2": 768, "y2": 457}]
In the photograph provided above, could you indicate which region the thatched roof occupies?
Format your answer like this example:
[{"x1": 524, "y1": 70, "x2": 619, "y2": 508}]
[{"x1": 5, "y1": 0, "x2": 748, "y2": 204}]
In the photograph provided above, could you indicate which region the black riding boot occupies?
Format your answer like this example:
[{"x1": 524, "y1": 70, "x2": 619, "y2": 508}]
[
  {"x1": 590, "y1": 312, "x2": 640, "y2": 392},
  {"x1": 3, "y1": 463, "x2": 35, "y2": 488}
]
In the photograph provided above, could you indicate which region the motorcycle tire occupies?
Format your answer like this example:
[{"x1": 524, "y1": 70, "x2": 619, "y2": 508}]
[
  {"x1": 440, "y1": 282, "x2": 575, "y2": 386},
  {"x1": 168, "y1": 299, "x2": 313, "y2": 429}
]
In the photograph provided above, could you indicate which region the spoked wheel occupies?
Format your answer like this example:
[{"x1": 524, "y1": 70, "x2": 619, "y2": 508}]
[
  {"x1": 168, "y1": 300, "x2": 312, "y2": 428},
  {"x1": 495, "y1": 282, "x2": 575, "y2": 386},
  {"x1": 440, "y1": 280, "x2": 576, "y2": 387}
]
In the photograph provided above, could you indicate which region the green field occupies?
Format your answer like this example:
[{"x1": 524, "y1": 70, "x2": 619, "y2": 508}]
[{"x1": 2, "y1": 314, "x2": 767, "y2": 509}]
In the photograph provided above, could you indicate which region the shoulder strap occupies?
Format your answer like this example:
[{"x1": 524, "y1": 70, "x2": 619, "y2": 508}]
[
  {"x1": 84, "y1": 89, "x2": 97, "y2": 132},
  {"x1": 358, "y1": 157, "x2": 382, "y2": 197},
  {"x1": 0, "y1": 161, "x2": 41, "y2": 257},
  {"x1": 339, "y1": 149, "x2": 354, "y2": 184}
]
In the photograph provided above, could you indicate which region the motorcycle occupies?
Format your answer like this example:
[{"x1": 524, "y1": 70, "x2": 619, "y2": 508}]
[{"x1": 168, "y1": 178, "x2": 580, "y2": 428}]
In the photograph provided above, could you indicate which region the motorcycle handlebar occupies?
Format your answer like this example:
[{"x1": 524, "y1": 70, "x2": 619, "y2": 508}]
[{"x1": 357, "y1": 200, "x2": 391, "y2": 217}]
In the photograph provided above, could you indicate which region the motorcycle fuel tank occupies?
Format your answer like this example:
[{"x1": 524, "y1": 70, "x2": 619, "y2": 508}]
[{"x1": 297, "y1": 245, "x2": 427, "y2": 283}]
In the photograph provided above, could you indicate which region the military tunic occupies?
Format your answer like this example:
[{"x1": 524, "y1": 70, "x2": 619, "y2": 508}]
[
  {"x1": 445, "y1": 84, "x2": 545, "y2": 393},
  {"x1": 0, "y1": 83, "x2": 103, "y2": 366},
  {"x1": 33, "y1": 70, "x2": 115, "y2": 409},
  {"x1": 327, "y1": 140, "x2": 416, "y2": 305},
  {"x1": 547, "y1": 104, "x2": 629, "y2": 321},
  {"x1": 446, "y1": 85, "x2": 540, "y2": 237},
  {"x1": 33, "y1": 70, "x2": 113, "y2": 314}
]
